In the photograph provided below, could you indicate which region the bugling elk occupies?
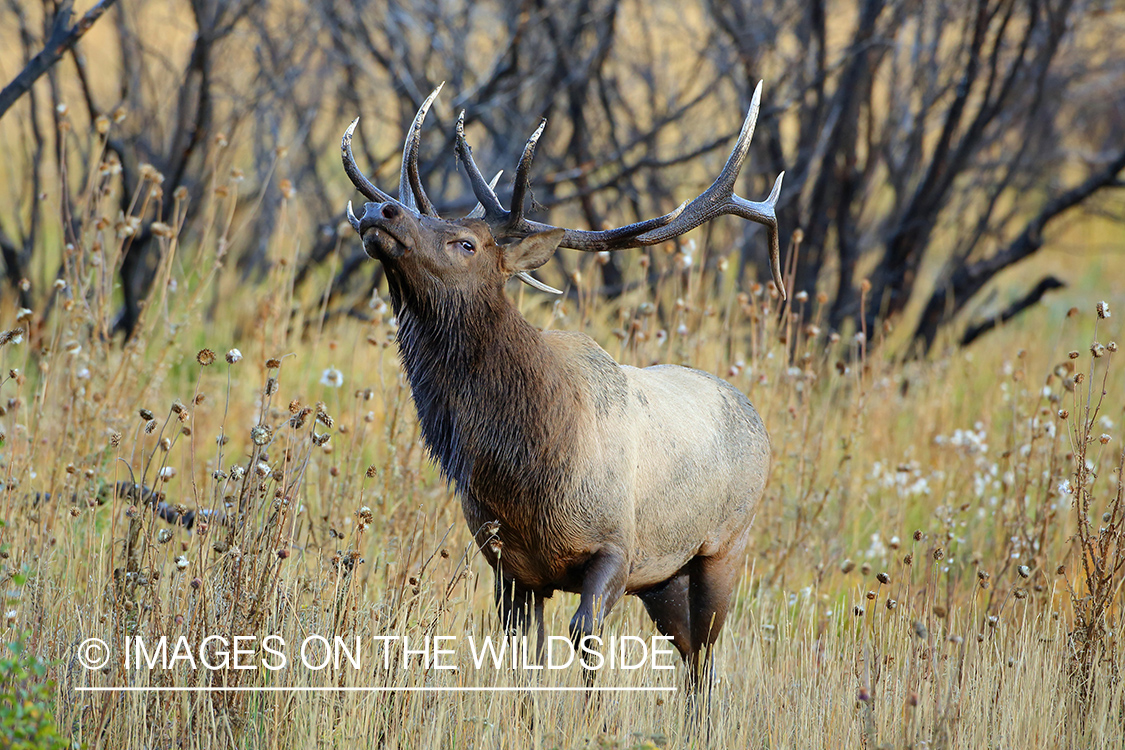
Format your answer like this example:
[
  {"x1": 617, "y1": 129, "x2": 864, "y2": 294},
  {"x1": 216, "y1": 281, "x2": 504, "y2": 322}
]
[{"x1": 342, "y1": 81, "x2": 784, "y2": 683}]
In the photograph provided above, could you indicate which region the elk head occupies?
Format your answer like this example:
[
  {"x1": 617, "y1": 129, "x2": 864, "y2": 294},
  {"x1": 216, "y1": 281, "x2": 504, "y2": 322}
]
[{"x1": 342, "y1": 82, "x2": 786, "y2": 304}]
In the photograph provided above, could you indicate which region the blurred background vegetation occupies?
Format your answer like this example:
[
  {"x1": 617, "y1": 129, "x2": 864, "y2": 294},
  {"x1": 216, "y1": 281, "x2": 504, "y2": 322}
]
[{"x1": 1, "y1": 0, "x2": 1122, "y2": 356}]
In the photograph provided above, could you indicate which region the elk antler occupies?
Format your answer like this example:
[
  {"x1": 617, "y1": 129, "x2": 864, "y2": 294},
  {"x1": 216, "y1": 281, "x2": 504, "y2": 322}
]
[
  {"x1": 342, "y1": 118, "x2": 396, "y2": 206},
  {"x1": 343, "y1": 83, "x2": 785, "y2": 297},
  {"x1": 399, "y1": 84, "x2": 443, "y2": 216},
  {"x1": 455, "y1": 81, "x2": 786, "y2": 298}
]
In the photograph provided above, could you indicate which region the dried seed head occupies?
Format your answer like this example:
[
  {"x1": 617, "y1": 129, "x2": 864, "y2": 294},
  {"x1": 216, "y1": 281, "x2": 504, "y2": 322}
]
[
  {"x1": 197, "y1": 349, "x2": 216, "y2": 366},
  {"x1": 885, "y1": 598, "x2": 897, "y2": 610},
  {"x1": 265, "y1": 377, "x2": 279, "y2": 396},
  {"x1": 1014, "y1": 588, "x2": 1028, "y2": 600},
  {"x1": 933, "y1": 548, "x2": 945, "y2": 561},
  {"x1": 912, "y1": 621, "x2": 928, "y2": 639},
  {"x1": 312, "y1": 432, "x2": 331, "y2": 446},
  {"x1": 365, "y1": 465, "x2": 377, "y2": 478},
  {"x1": 913, "y1": 530, "x2": 923, "y2": 541},
  {"x1": 356, "y1": 506, "x2": 373, "y2": 528},
  {"x1": 1097, "y1": 301, "x2": 1111, "y2": 319},
  {"x1": 226, "y1": 348, "x2": 243, "y2": 364},
  {"x1": 266, "y1": 357, "x2": 282, "y2": 369},
  {"x1": 289, "y1": 399, "x2": 301, "y2": 414},
  {"x1": 290, "y1": 407, "x2": 312, "y2": 429},
  {"x1": 139, "y1": 408, "x2": 154, "y2": 421},
  {"x1": 865, "y1": 590, "x2": 876, "y2": 601},
  {"x1": 251, "y1": 425, "x2": 272, "y2": 446},
  {"x1": 320, "y1": 367, "x2": 344, "y2": 388},
  {"x1": 860, "y1": 562, "x2": 872, "y2": 576},
  {"x1": 841, "y1": 559, "x2": 856, "y2": 574},
  {"x1": 150, "y1": 221, "x2": 174, "y2": 238},
  {"x1": 175, "y1": 555, "x2": 189, "y2": 570},
  {"x1": 1018, "y1": 565, "x2": 1031, "y2": 578},
  {"x1": 876, "y1": 572, "x2": 890, "y2": 585},
  {"x1": 145, "y1": 420, "x2": 158, "y2": 434},
  {"x1": 904, "y1": 554, "x2": 913, "y2": 566},
  {"x1": 933, "y1": 604, "x2": 947, "y2": 618},
  {"x1": 853, "y1": 605, "x2": 865, "y2": 617},
  {"x1": 157, "y1": 529, "x2": 173, "y2": 544}
]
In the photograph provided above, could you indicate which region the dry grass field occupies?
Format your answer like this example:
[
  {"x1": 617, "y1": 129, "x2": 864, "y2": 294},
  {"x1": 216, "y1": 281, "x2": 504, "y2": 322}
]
[
  {"x1": 1, "y1": 4, "x2": 1124, "y2": 749},
  {"x1": 0, "y1": 128, "x2": 1120, "y2": 748}
]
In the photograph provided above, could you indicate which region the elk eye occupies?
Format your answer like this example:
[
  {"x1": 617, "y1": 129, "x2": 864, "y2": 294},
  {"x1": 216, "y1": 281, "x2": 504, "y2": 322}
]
[{"x1": 459, "y1": 240, "x2": 475, "y2": 254}]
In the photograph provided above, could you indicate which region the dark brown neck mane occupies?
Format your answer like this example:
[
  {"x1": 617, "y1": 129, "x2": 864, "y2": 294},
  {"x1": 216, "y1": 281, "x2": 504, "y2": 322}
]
[{"x1": 392, "y1": 282, "x2": 579, "y2": 500}]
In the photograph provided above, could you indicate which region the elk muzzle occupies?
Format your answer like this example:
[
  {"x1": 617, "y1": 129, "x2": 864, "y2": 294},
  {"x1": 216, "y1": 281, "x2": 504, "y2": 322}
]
[{"x1": 349, "y1": 201, "x2": 415, "y2": 259}]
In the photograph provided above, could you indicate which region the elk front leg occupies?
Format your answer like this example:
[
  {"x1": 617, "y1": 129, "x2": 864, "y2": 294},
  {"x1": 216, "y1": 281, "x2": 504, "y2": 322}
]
[
  {"x1": 495, "y1": 576, "x2": 547, "y2": 661},
  {"x1": 569, "y1": 546, "x2": 629, "y2": 643}
]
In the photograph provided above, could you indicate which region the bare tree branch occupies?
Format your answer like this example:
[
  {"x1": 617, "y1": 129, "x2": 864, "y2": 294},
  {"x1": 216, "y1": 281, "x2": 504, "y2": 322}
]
[
  {"x1": 0, "y1": 0, "x2": 119, "y2": 120},
  {"x1": 959, "y1": 275, "x2": 1066, "y2": 347}
]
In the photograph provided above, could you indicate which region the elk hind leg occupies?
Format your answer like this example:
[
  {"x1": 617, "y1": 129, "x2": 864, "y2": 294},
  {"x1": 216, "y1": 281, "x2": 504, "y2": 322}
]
[
  {"x1": 637, "y1": 566, "x2": 694, "y2": 660},
  {"x1": 686, "y1": 538, "x2": 748, "y2": 690}
]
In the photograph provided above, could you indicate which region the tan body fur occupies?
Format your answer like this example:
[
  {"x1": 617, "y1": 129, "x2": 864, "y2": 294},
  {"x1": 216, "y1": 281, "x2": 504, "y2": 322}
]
[{"x1": 461, "y1": 329, "x2": 770, "y2": 596}]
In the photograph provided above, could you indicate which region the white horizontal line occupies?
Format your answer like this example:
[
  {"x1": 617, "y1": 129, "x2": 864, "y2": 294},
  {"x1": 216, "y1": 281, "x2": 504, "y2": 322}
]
[{"x1": 76, "y1": 686, "x2": 676, "y2": 693}]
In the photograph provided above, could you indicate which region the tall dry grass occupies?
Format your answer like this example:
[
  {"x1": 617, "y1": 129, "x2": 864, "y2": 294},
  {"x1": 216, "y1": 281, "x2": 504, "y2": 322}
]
[{"x1": 0, "y1": 114, "x2": 1122, "y2": 750}]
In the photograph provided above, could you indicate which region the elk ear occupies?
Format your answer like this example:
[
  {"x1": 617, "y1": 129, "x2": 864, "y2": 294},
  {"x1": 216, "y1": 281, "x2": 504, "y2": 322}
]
[{"x1": 502, "y1": 229, "x2": 565, "y2": 274}]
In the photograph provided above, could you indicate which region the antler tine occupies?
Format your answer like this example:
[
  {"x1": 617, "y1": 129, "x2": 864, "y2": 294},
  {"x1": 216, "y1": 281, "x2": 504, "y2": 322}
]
[
  {"x1": 342, "y1": 118, "x2": 396, "y2": 204},
  {"x1": 509, "y1": 119, "x2": 546, "y2": 229},
  {"x1": 622, "y1": 80, "x2": 787, "y2": 299},
  {"x1": 455, "y1": 111, "x2": 508, "y2": 225},
  {"x1": 400, "y1": 84, "x2": 444, "y2": 216},
  {"x1": 466, "y1": 171, "x2": 503, "y2": 219}
]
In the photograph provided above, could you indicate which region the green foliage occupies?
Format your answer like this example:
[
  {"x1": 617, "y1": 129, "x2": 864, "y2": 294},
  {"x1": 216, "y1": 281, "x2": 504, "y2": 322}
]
[{"x1": 0, "y1": 635, "x2": 67, "y2": 750}]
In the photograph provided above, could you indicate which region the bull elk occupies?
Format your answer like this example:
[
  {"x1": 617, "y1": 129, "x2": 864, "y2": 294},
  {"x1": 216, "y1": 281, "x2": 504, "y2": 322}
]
[{"x1": 342, "y1": 82, "x2": 783, "y2": 683}]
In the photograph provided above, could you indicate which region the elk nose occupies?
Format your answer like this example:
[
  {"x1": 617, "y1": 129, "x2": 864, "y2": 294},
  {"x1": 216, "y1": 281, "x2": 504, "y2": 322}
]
[{"x1": 359, "y1": 201, "x2": 400, "y2": 233}]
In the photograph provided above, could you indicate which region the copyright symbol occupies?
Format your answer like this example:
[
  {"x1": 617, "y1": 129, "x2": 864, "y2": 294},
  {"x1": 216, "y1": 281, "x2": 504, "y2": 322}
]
[{"x1": 77, "y1": 638, "x2": 110, "y2": 670}]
